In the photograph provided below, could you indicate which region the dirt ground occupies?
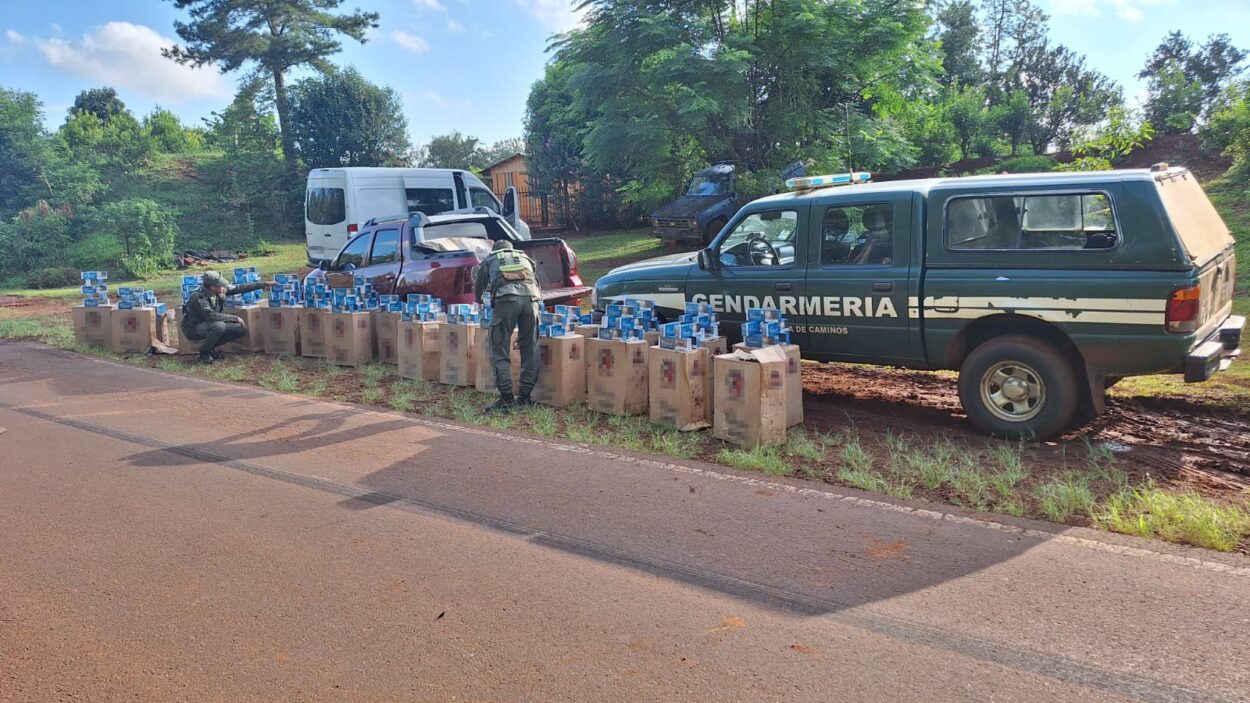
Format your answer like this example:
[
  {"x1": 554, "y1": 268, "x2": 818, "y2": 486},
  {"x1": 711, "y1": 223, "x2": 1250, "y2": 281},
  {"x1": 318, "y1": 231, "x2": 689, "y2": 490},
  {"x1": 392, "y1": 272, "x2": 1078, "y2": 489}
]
[{"x1": 799, "y1": 363, "x2": 1250, "y2": 502}]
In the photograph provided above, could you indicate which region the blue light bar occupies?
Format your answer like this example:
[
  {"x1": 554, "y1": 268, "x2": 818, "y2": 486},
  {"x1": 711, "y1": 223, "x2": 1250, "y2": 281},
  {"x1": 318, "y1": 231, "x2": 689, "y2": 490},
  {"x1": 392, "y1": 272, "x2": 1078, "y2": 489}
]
[{"x1": 786, "y1": 171, "x2": 871, "y2": 189}]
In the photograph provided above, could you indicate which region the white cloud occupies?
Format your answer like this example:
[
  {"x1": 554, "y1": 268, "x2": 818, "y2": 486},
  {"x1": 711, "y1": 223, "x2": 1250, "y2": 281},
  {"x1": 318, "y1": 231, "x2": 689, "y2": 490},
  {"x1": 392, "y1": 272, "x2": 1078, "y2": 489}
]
[
  {"x1": 413, "y1": 0, "x2": 446, "y2": 11},
  {"x1": 391, "y1": 30, "x2": 431, "y2": 54},
  {"x1": 480, "y1": 28, "x2": 495, "y2": 39},
  {"x1": 32, "y1": 22, "x2": 228, "y2": 101},
  {"x1": 446, "y1": 19, "x2": 465, "y2": 33},
  {"x1": 1046, "y1": 0, "x2": 1175, "y2": 23},
  {"x1": 6, "y1": 29, "x2": 25, "y2": 45},
  {"x1": 513, "y1": 0, "x2": 586, "y2": 31}
]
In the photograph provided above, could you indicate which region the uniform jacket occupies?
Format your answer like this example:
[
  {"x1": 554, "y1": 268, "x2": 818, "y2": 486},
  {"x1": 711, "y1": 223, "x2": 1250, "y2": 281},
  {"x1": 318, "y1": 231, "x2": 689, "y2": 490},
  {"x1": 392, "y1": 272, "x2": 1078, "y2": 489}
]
[
  {"x1": 474, "y1": 248, "x2": 540, "y2": 302},
  {"x1": 182, "y1": 282, "x2": 265, "y2": 331}
]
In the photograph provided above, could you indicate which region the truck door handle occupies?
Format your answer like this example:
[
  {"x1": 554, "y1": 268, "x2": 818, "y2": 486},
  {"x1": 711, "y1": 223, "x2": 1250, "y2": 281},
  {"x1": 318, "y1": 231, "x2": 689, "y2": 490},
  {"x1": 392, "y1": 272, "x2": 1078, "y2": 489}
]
[
  {"x1": 775, "y1": 282, "x2": 792, "y2": 291},
  {"x1": 872, "y1": 282, "x2": 893, "y2": 293}
]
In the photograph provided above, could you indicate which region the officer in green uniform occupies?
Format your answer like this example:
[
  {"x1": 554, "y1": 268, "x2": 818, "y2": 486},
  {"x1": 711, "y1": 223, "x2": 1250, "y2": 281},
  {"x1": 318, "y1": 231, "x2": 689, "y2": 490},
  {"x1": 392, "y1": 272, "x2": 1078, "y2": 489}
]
[
  {"x1": 474, "y1": 240, "x2": 541, "y2": 411},
  {"x1": 180, "y1": 270, "x2": 270, "y2": 364}
]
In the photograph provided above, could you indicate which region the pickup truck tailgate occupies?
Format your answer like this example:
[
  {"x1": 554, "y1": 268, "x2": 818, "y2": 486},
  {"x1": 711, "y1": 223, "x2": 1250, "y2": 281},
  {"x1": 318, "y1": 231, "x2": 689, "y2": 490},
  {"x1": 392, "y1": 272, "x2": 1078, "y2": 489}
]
[{"x1": 516, "y1": 239, "x2": 592, "y2": 305}]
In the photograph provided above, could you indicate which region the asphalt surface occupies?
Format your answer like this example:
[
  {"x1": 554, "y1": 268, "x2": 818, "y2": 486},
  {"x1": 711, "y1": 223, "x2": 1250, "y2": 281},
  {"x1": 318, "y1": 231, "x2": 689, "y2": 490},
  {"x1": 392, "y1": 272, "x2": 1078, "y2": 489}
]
[{"x1": 1, "y1": 342, "x2": 1248, "y2": 703}]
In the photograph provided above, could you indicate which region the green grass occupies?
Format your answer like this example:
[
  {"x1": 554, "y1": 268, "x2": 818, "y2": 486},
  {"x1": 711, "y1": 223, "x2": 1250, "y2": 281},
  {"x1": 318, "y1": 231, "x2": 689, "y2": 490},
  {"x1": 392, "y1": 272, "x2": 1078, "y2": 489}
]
[
  {"x1": 258, "y1": 360, "x2": 301, "y2": 393},
  {"x1": 0, "y1": 315, "x2": 74, "y2": 347},
  {"x1": 1094, "y1": 483, "x2": 1250, "y2": 552},
  {"x1": 1033, "y1": 473, "x2": 1097, "y2": 522},
  {"x1": 718, "y1": 446, "x2": 790, "y2": 475},
  {"x1": 566, "y1": 228, "x2": 664, "y2": 286}
]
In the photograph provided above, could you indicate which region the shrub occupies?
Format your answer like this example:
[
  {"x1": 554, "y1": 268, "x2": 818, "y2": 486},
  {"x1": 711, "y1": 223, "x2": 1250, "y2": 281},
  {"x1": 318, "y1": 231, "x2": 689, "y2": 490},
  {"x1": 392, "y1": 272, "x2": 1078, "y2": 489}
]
[
  {"x1": 90, "y1": 198, "x2": 179, "y2": 278},
  {"x1": 25, "y1": 266, "x2": 80, "y2": 289}
]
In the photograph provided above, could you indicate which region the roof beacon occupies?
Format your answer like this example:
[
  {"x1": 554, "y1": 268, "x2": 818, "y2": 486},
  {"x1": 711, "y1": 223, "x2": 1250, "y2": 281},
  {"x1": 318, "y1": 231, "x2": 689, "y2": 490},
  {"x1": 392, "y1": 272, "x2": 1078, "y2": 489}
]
[{"x1": 786, "y1": 171, "x2": 871, "y2": 190}]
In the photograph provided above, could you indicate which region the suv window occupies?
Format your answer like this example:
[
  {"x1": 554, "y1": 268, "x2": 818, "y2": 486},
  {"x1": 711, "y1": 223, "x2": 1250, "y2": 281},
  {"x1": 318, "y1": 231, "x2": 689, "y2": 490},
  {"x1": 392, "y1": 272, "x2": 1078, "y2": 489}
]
[
  {"x1": 370, "y1": 228, "x2": 400, "y2": 264},
  {"x1": 719, "y1": 210, "x2": 798, "y2": 267},
  {"x1": 406, "y1": 188, "x2": 455, "y2": 216},
  {"x1": 947, "y1": 193, "x2": 1117, "y2": 250},
  {"x1": 470, "y1": 188, "x2": 499, "y2": 212},
  {"x1": 821, "y1": 203, "x2": 895, "y2": 266},
  {"x1": 307, "y1": 187, "x2": 345, "y2": 225},
  {"x1": 337, "y1": 233, "x2": 371, "y2": 269}
]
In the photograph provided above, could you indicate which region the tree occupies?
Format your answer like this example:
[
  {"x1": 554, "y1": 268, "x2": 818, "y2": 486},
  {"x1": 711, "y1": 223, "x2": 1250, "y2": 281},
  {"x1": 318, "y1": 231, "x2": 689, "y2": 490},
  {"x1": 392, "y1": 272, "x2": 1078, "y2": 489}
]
[
  {"x1": 145, "y1": 107, "x2": 204, "y2": 153},
  {"x1": 0, "y1": 88, "x2": 50, "y2": 216},
  {"x1": 947, "y1": 86, "x2": 988, "y2": 159},
  {"x1": 992, "y1": 90, "x2": 1032, "y2": 156},
  {"x1": 934, "y1": 1, "x2": 981, "y2": 89},
  {"x1": 420, "y1": 131, "x2": 482, "y2": 169},
  {"x1": 69, "y1": 88, "x2": 128, "y2": 125},
  {"x1": 1057, "y1": 106, "x2": 1154, "y2": 171},
  {"x1": 163, "y1": 0, "x2": 379, "y2": 182},
  {"x1": 204, "y1": 80, "x2": 281, "y2": 155},
  {"x1": 1202, "y1": 80, "x2": 1250, "y2": 174},
  {"x1": 288, "y1": 67, "x2": 410, "y2": 168},
  {"x1": 479, "y1": 138, "x2": 526, "y2": 169},
  {"x1": 1140, "y1": 32, "x2": 1247, "y2": 129}
]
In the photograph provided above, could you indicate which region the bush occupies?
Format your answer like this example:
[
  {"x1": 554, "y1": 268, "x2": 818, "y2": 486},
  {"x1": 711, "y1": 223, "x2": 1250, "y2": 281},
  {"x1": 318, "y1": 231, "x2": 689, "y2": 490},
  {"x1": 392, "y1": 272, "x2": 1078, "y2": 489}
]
[
  {"x1": 67, "y1": 232, "x2": 125, "y2": 271},
  {"x1": 89, "y1": 198, "x2": 179, "y2": 278},
  {"x1": 0, "y1": 201, "x2": 75, "y2": 280},
  {"x1": 24, "y1": 266, "x2": 80, "y2": 289}
]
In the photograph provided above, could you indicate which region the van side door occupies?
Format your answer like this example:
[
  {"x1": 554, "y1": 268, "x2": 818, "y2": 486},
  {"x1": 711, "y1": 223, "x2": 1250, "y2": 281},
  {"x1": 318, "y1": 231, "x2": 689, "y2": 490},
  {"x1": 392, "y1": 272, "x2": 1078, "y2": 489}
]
[{"x1": 801, "y1": 192, "x2": 915, "y2": 363}]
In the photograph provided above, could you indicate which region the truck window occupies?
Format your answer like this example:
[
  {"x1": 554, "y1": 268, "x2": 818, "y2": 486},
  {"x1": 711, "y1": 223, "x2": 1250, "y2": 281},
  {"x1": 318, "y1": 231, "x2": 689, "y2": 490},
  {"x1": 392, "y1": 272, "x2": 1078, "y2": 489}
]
[
  {"x1": 370, "y1": 228, "x2": 400, "y2": 264},
  {"x1": 947, "y1": 193, "x2": 1117, "y2": 250},
  {"x1": 307, "y1": 187, "x2": 345, "y2": 225},
  {"x1": 821, "y1": 204, "x2": 895, "y2": 266},
  {"x1": 406, "y1": 188, "x2": 455, "y2": 216},
  {"x1": 470, "y1": 188, "x2": 499, "y2": 212},
  {"x1": 337, "y1": 233, "x2": 371, "y2": 269},
  {"x1": 718, "y1": 210, "x2": 797, "y2": 267}
]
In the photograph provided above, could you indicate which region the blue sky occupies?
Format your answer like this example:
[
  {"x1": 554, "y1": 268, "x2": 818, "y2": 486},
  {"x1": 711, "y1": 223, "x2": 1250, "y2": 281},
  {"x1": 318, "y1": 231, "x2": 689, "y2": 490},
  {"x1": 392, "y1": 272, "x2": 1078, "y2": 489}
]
[{"x1": 1, "y1": 0, "x2": 1247, "y2": 149}]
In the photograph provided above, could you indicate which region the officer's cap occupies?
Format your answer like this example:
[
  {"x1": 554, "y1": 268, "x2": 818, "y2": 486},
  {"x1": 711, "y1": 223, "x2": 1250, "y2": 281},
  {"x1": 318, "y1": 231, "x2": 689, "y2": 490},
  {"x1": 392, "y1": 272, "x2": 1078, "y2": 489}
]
[
  {"x1": 492, "y1": 239, "x2": 514, "y2": 251},
  {"x1": 202, "y1": 270, "x2": 227, "y2": 288}
]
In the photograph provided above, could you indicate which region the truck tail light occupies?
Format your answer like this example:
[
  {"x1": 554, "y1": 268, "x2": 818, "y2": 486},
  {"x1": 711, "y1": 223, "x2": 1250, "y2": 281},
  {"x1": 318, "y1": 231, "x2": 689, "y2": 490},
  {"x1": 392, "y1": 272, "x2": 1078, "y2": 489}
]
[
  {"x1": 1166, "y1": 285, "x2": 1201, "y2": 333},
  {"x1": 566, "y1": 245, "x2": 580, "y2": 278},
  {"x1": 347, "y1": 223, "x2": 358, "y2": 235}
]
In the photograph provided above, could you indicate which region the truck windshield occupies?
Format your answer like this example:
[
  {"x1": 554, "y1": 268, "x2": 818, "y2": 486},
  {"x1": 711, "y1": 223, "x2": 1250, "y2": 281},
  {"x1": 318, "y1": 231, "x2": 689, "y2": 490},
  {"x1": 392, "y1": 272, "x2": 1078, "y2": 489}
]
[{"x1": 686, "y1": 174, "x2": 729, "y2": 197}]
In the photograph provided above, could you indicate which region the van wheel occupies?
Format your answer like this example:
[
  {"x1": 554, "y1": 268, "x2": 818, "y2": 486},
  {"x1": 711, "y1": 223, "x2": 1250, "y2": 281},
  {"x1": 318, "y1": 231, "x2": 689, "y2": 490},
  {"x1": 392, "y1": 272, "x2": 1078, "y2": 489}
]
[
  {"x1": 958, "y1": 335, "x2": 1079, "y2": 440},
  {"x1": 704, "y1": 217, "x2": 727, "y2": 245}
]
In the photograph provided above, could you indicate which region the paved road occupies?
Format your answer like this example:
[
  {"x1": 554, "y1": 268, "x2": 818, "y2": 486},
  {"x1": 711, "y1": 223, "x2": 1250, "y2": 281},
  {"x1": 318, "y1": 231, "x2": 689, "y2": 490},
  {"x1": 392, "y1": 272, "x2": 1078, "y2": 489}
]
[{"x1": 1, "y1": 342, "x2": 1248, "y2": 703}]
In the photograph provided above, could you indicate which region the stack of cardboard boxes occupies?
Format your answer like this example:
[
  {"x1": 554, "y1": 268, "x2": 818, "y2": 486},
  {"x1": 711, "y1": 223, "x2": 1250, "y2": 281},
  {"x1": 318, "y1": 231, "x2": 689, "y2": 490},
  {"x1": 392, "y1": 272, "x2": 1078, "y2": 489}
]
[
  {"x1": 714, "y1": 308, "x2": 802, "y2": 448},
  {"x1": 111, "y1": 286, "x2": 168, "y2": 354},
  {"x1": 300, "y1": 279, "x2": 331, "y2": 358},
  {"x1": 531, "y1": 305, "x2": 585, "y2": 407},
  {"x1": 585, "y1": 299, "x2": 657, "y2": 416},
  {"x1": 72, "y1": 271, "x2": 113, "y2": 348},
  {"x1": 440, "y1": 303, "x2": 481, "y2": 386},
  {"x1": 648, "y1": 303, "x2": 727, "y2": 431},
  {"x1": 325, "y1": 277, "x2": 376, "y2": 366},
  {"x1": 263, "y1": 273, "x2": 304, "y2": 355},
  {"x1": 373, "y1": 294, "x2": 403, "y2": 364},
  {"x1": 397, "y1": 294, "x2": 443, "y2": 381},
  {"x1": 220, "y1": 267, "x2": 267, "y2": 353}
]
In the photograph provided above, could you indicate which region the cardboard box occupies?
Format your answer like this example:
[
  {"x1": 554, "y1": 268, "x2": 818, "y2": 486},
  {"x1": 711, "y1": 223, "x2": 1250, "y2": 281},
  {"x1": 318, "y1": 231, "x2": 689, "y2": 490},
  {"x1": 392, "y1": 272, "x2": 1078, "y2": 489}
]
[
  {"x1": 299, "y1": 308, "x2": 328, "y2": 358},
  {"x1": 397, "y1": 320, "x2": 442, "y2": 381},
  {"x1": 263, "y1": 307, "x2": 301, "y2": 355},
  {"x1": 712, "y1": 346, "x2": 788, "y2": 448},
  {"x1": 325, "y1": 311, "x2": 374, "y2": 366},
  {"x1": 649, "y1": 346, "x2": 711, "y2": 431},
  {"x1": 586, "y1": 337, "x2": 649, "y2": 416},
  {"x1": 733, "y1": 342, "x2": 802, "y2": 427},
  {"x1": 440, "y1": 323, "x2": 478, "y2": 386},
  {"x1": 109, "y1": 307, "x2": 157, "y2": 354},
  {"x1": 475, "y1": 328, "x2": 521, "y2": 395},
  {"x1": 219, "y1": 303, "x2": 268, "y2": 354},
  {"x1": 574, "y1": 324, "x2": 601, "y2": 339},
  {"x1": 533, "y1": 334, "x2": 586, "y2": 407},
  {"x1": 72, "y1": 305, "x2": 113, "y2": 348},
  {"x1": 372, "y1": 310, "x2": 401, "y2": 365}
]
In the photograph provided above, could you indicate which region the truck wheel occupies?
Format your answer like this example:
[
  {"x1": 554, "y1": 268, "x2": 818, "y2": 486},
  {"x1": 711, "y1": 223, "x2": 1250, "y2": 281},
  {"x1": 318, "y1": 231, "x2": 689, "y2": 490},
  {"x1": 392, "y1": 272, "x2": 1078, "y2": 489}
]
[
  {"x1": 957, "y1": 335, "x2": 1079, "y2": 440},
  {"x1": 704, "y1": 218, "x2": 727, "y2": 246}
]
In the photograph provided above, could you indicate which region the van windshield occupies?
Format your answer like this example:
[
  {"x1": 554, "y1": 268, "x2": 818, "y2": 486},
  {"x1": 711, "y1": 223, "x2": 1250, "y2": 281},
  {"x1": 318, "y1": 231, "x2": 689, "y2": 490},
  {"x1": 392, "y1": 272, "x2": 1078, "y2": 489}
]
[
  {"x1": 307, "y1": 187, "x2": 345, "y2": 225},
  {"x1": 1156, "y1": 173, "x2": 1235, "y2": 264}
]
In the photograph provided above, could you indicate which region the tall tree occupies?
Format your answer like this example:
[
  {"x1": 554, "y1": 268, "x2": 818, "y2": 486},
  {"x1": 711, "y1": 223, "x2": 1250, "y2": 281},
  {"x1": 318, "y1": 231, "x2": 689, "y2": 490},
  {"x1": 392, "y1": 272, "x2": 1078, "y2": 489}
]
[
  {"x1": 287, "y1": 68, "x2": 410, "y2": 168},
  {"x1": 163, "y1": 0, "x2": 379, "y2": 182},
  {"x1": 420, "y1": 132, "x2": 483, "y2": 170},
  {"x1": 0, "y1": 88, "x2": 50, "y2": 215},
  {"x1": 934, "y1": 1, "x2": 982, "y2": 89},
  {"x1": 69, "y1": 87, "x2": 128, "y2": 125},
  {"x1": 1139, "y1": 31, "x2": 1247, "y2": 131}
]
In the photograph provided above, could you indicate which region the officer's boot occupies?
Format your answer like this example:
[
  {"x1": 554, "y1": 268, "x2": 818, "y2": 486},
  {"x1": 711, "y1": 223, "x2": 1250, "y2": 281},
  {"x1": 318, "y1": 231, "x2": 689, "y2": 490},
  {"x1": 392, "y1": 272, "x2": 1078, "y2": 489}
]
[
  {"x1": 484, "y1": 395, "x2": 515, "y2": 413},
  {"x1": 198, "y1": 351, "x2": 216, "y2": 364},
  {"x1": 516, "y1": 393, "x2": 534, "y2": 407}
]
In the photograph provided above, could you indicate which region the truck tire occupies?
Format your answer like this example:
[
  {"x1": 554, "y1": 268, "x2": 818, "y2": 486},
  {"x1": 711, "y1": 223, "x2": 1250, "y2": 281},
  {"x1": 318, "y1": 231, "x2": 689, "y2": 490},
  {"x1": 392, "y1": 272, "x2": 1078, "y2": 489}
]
[
  {"x1": 704, "y1": 217, "x2": 727, "y2": 246},
  {"x1": 957, "y1": 335, "x2": 1079, "y2": 440}
]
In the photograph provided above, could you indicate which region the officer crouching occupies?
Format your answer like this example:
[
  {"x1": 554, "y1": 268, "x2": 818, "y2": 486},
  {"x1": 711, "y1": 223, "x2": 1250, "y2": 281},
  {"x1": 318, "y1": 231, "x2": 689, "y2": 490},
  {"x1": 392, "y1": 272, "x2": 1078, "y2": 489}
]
[
  {"x1": 473, "y1": 240, "x2": 541, "y2": 412},
  {"x1": 180, "y1": 270, "x2": 271, "y2": 364}
]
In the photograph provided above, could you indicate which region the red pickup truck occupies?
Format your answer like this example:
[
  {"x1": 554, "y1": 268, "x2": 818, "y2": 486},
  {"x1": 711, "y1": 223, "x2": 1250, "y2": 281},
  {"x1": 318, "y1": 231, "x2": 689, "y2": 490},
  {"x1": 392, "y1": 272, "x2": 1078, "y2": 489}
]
[{"x1": 304, "y1": 211, "x2": 592, "y2": 305}]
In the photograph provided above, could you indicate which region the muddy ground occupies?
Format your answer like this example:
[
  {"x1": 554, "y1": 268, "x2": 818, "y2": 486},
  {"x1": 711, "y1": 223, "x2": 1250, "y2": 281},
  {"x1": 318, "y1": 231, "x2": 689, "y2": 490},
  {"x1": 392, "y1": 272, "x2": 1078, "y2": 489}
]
[{"x1": 800, "y1": 363, "x2": 1250, "y2": 499}]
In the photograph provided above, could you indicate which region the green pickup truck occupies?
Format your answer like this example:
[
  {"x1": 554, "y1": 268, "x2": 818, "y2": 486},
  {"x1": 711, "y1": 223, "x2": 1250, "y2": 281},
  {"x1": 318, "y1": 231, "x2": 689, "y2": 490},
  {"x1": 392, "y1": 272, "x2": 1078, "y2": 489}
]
[{"x1": 593, "y1": 167, "x2": 1242, "y2": 439}]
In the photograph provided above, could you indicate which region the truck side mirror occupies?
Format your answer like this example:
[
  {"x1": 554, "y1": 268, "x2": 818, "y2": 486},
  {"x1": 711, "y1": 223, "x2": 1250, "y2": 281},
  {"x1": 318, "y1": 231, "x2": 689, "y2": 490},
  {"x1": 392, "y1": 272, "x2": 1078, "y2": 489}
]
[
  {"x1": 697, "y1": 249, "x2": 718, "y2": 270},
  {"x1": 318, "y1": 259, "x2": 332, "y2": 272}
]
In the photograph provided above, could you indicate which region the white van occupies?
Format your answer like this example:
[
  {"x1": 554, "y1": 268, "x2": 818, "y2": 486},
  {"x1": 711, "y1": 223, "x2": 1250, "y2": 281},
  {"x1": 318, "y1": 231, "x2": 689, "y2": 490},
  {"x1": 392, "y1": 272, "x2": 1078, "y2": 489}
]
[{"x1": 304, "y1": 167, "x2": 530, "y2": 264}]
